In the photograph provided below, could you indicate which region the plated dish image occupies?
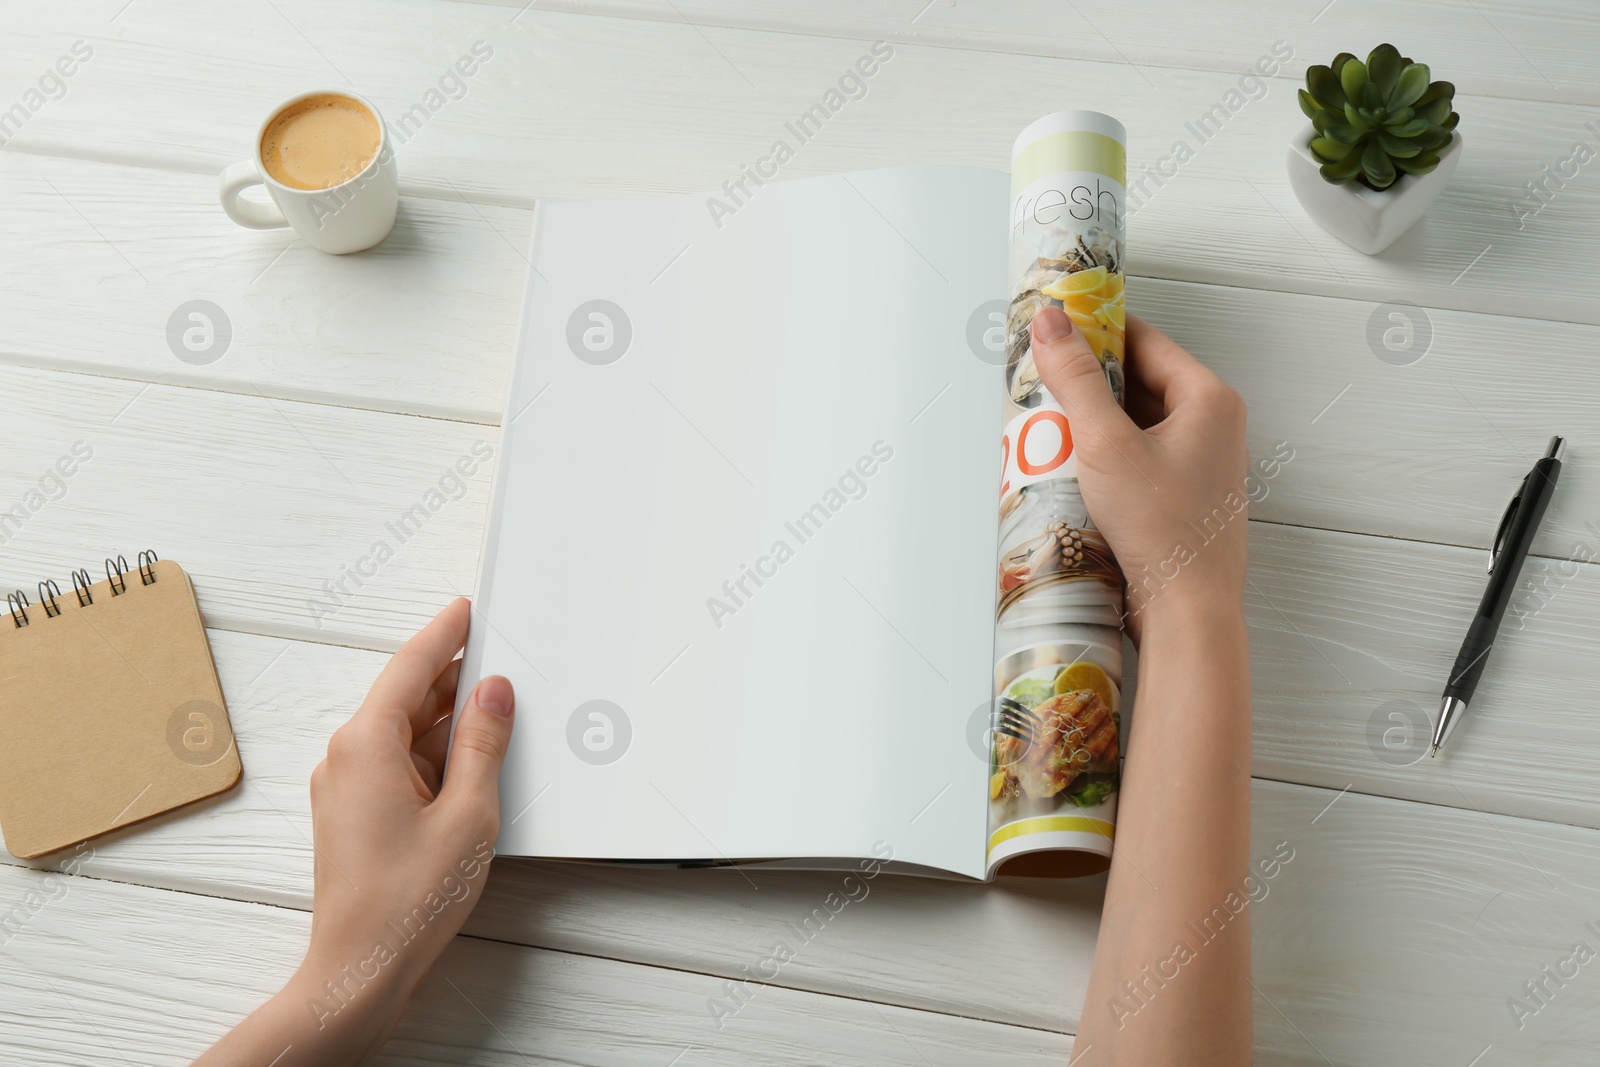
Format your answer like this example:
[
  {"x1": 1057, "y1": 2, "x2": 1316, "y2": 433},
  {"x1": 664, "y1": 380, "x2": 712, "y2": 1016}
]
[
  {"x1": 990, "y1": 651, "x2": 1121, "y2": 816},
  {"x1": 996, "y1": 479, "x2": 1121, "y2": 619}
]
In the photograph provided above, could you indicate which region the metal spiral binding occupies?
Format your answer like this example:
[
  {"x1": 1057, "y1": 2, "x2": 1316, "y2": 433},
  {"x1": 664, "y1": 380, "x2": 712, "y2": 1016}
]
[
  {"x1": 106, "y1": 555, "x2": 129, "y2": 596},
  {"x1": 38, "y1": 580, "x2": 62, "y2": 618},
  {"x1": 3, "y1": 551, "x2": 159, "y2": 630}
]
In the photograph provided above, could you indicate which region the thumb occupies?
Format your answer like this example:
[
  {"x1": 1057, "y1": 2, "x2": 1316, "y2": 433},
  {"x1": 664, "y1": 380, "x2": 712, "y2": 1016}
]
[
  {"x1": 1030, "y1": 307, "x2": 1137, "y2": 455},
  {"x1": 442, "y1": 675, "x2": 515, "y2": 818}
]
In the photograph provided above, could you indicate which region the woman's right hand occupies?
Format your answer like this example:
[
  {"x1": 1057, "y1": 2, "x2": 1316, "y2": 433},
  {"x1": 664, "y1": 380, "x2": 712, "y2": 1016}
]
[{"x1": 1029, "y1": 306, "x2": 1251, "y2": 637}]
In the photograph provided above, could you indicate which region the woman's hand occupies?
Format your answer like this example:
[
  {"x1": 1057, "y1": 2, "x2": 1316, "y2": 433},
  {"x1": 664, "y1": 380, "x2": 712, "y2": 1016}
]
[
  {"x1": 194, "y1": 598, "x2": 515, "y2": 1066},
  {"x1": 1030, "y1": 306, "x2": 1250, "y2": 637},
  {"x1": 1033, "y1": 308, "x2": 1255, "y2": 1066}
]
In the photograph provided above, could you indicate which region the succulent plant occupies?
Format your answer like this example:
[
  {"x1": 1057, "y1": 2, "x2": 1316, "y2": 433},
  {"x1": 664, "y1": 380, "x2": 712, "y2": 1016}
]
[{"x1": 1299, "y1": 43, "x2": 1458, "y2": 190}]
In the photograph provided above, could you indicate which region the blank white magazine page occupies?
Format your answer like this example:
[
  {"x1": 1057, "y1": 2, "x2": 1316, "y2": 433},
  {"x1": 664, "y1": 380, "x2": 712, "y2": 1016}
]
[{"x1": 464, "y1": 166, "x2": 1006, "y2": 879}]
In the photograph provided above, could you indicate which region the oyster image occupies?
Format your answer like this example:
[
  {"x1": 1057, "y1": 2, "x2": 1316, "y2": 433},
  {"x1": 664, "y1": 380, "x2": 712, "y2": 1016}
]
[
  {"x1": 1022, "y1": 226, "x2": 1123, "y2": 282},
  {"x1": 1103, "y1": 356, "x2": 1125, "y2": 405},
  {"x1": 1004, "y1": 228, "x2": 1126, "y2": 408},
  {"x1": 1081, "y1": 225, "x2": 1122, "y2": 275},
  {"x1": 1005, "y1": 288, "x2": 1052, "y2": 405}
]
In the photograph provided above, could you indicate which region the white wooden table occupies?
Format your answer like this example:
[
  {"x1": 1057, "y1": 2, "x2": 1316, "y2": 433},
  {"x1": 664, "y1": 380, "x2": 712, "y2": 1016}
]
[{"x1": 2, "y1": 1, "x2": 1598, "y2": 1062}]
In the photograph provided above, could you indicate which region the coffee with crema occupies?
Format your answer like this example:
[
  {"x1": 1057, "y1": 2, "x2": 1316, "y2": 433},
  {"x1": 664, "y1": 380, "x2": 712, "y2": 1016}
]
[{"x1": 259, "y1": 94, "x2": 381, "y2": 190}]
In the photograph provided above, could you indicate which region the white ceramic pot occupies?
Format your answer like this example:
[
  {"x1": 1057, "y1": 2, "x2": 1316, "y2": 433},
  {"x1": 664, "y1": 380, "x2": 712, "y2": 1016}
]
[{"x1": 1285, "y1": 122, "x2": 1463, "y2": 255}]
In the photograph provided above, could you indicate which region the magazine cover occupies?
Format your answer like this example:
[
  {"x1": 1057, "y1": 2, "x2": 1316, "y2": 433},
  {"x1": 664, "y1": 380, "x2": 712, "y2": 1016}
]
[{"x1": 987, "y1": 111, "x2": 1127, "y2": 875}]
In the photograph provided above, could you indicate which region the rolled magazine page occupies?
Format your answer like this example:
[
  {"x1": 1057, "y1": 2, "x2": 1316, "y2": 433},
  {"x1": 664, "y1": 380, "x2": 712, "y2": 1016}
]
[{"x1": 987, "y1": 111, "x2": 1127, "y2": 878}]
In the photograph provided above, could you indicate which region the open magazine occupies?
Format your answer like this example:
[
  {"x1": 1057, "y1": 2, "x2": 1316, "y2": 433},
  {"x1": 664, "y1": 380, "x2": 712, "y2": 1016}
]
[{"x1": 459, "y1": 111, "x2": 1128, "y2": 880}]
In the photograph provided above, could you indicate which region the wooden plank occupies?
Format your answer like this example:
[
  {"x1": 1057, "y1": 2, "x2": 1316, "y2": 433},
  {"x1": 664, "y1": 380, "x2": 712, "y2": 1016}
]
[
  {"x1": 4, "y1": 153, "x2": 1597, "y2": 560},
  {"x1": 471, "y1": 0, "x2": 1600, "y2": 107},
  {"x1": 0, "y1": 152, "x2": 523, "y2": 422},
  {"x1": 12, "y1": 771, "x2": 1600, "y2": 1063},
  {"x1": 0, "y1": 863, "x2": 1073, "y2": 1064},
  {"x1": 0, "y1": 363, "x2": 494, "y2": 650},
  {"x1": 1, "y1": 2, "x2": 1595, "y2": 323},
  {"x1": 9, "y1": 148, "x2": 1600, "y2": 519},
  {"x1": 1248, "y1": 522, "x2": 1600, "y2": 831},
  {"x1": 1249, "y1": 778, "x2": 1600, "y2": 1066},
  {"x1": 1133, "y1": 274, "x2": 1600, "y2": 561}
]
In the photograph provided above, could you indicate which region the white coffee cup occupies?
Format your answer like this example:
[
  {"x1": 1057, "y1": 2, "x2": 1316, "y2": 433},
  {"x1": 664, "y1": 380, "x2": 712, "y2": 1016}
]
[{"x1": 218, "y1": 89, "x2": 398, "y2": 255}]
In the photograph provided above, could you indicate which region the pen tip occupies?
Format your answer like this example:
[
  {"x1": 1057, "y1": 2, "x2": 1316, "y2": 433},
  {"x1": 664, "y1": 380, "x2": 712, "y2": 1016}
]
[{"x1": 1430, "y1": 744, "x2": 1438, "y2": 758}]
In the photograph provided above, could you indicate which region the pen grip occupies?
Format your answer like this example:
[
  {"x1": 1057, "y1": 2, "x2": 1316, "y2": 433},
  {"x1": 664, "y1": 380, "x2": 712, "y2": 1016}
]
[{"x1": 1444, "y1": 615, "x2": 1498, "y2": 700}]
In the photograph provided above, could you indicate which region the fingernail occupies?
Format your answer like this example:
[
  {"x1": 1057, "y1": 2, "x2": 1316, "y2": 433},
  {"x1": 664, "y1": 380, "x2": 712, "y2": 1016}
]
[
  {"x1": 1032, "y1": 306, "x2": 1072, "y2": 344},
  {"x1": 475, "y1": 675, "x2": 514, "y2": 718}
]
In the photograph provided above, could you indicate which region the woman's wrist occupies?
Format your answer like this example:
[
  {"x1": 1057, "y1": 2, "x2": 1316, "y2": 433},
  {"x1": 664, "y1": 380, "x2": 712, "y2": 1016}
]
[
  {"x1": 194, "y1": 964, "x2": 410, "y2": 1067},
  {"x1": 1132, "y1": 577, "x2": 1245, "y2": 637},
  {"x1": 273, "y1": 955, "x2": 413, "y2": 1062}
]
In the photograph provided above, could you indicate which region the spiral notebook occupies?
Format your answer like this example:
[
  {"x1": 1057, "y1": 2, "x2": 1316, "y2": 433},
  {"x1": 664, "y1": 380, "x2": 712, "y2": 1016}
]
[{"x1": 0, "y1": 553, "x2": 241, "y2": 859}]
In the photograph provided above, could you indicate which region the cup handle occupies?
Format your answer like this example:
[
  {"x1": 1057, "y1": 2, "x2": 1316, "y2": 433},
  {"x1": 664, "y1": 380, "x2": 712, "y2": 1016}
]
[{"x1": 219, "y1": 160, "x2": 288, "y2": 229}]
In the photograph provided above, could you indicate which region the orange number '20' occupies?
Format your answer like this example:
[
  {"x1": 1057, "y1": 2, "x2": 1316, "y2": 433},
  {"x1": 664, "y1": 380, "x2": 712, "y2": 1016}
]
[{"x1": 1000, "y1": 409, "x2": 1073, "y2": 497}]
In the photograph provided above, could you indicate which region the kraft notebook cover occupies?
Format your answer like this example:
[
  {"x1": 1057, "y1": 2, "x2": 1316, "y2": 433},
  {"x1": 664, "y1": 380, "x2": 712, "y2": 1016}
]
[{"x1": 0, "y1": 553, "x2": 242, "y2": 860}]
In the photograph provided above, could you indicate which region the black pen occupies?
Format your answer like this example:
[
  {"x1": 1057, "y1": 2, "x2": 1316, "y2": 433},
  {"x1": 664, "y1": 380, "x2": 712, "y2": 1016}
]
[{"x1": 1432, "y1": 436, "x2": 1566, "y2": 755}]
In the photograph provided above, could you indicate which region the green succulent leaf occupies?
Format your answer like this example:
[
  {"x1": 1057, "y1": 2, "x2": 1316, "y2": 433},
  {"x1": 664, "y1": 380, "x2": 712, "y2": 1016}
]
[
  {"x1": 1368, "y1": 44, "x2": 1404, "y2": 96},
  {"x1": 1395, "y1": 151, "x2": 1441, "y2": 175},
  {"x1": 1324, "y1": 123, "x2": 1363, "y2": 144},
  {"x1": 1415, "y1": 97, "x2": 1452, "y2": 125},
  {"x1": 1307, "y1": 64, "x2": 1347, "y2": 109},
  {"x1": 1310, "y1": 108, "x2": 1342, "y2": 133},
  {"x1": 1320, "y1": 153, "x2": 1364, "y2": 183},
  {"x1": 1361, "y1": 81, "x2": 1383, "y2": 108},
  {"x1": 1344, "y1": 103, "x2": 1373, "y2": 131},
  {"x1": 1443, "y1": 111, "x2": 1460, "y2": 131},
  {"x1": 1414, "y1": 80, "x2": 1454, "y2": 107},
  {"x1": 1383, "y1": 106, "x2": 1415, "y2": 126},
  {"x1": 1377, "y1": 131, "x2": 1423, "y2": 158},
  {"x1": 1361, "y1": 139, "x2": 1396, "y2": 188},
  {"x1": 1391, "y1": 63, "x2": 1431, "y2": 108},
  {"x1": 1387, "y1": 117, "x2": 1431, "y2": 137},
  {"x1": 1415, "y1": 127, "x2": 1451, "y2": 151},
  {"x1": 1339, "y1": 58, "x2": 1368, "y2": 102},
  {"x1": 1298, "y1": 88, "x2": 1320, "y2": 120},
  {"x1": 1330, "y1": 52, "x2": 1358, "y2": 76},
  {"x1": 1311, "y1": 136, "x2": 1357, "y2": 161}
]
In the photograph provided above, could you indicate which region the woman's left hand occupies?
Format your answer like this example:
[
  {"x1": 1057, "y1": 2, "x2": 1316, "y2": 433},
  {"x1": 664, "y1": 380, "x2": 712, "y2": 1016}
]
[{"x1": 193, "y1": 598, "x2": 515, "y2": 1066}]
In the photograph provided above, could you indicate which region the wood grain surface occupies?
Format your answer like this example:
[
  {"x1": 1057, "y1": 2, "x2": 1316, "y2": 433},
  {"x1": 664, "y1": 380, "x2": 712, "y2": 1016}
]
[{"x1": 2, "y1": 0, "x2": 1597, "y2": 1062}]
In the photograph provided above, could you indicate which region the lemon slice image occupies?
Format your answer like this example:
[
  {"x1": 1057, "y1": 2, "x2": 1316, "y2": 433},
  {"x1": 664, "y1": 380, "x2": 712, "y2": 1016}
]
[
  {"x1": 1095, "y1": 302, "x2": 1125, "y2": 330},
  {"x1": 1077, "y1": 324, "x2": 1113, "y2": 360},
  {"x1": 1054, "y1": 661, "x2": 1117, "y2": 710},
  {"x1": 1042, "y1": 266, "x2": 1109, "y2": 300},
  {"x1": 1065, "y1": 306, "x2": 1100, "y2": 330}
]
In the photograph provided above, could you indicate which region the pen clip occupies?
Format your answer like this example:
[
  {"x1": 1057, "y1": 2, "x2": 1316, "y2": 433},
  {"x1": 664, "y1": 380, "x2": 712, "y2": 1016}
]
[{"x1": 1489, "y1": 472, "x2": 1531, "y2": 574}]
